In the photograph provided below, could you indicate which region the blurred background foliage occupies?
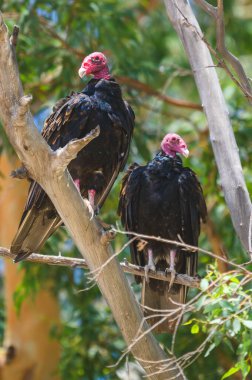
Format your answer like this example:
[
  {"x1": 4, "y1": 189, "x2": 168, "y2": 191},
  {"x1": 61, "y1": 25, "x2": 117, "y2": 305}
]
[{"x1": 0, "y1": 0, "x2": 252, "y2": 379}]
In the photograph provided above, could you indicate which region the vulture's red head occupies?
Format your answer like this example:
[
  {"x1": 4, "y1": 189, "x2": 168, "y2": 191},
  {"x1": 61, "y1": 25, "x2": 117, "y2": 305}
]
[
  {"x1": 161, "y1": 133, "x2": 189, "y2": 158},
  {"x1": 78, "y1": 52, "x2": 110, "y2": 80}
]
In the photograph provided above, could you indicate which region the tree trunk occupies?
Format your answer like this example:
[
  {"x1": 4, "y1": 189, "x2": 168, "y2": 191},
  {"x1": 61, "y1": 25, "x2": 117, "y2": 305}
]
[
  {"x1": 164, "y1": 0, "x2": 252, "y2": 255},
  {"x1": 0, "y1": 154, "x2": 61, "y2": 380}
]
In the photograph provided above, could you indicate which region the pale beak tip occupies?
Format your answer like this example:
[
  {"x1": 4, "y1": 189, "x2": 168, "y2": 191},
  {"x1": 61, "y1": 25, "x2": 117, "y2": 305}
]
[
  {"x1": 183, "y1": 148, "x2": 189, "y2": 158},
  {"x1": 78, "y1": 67, "x2": 86, "y2": 78}
]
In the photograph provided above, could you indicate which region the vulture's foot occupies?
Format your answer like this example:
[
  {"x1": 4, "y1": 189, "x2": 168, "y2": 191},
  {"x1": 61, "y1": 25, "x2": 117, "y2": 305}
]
[
  {"x1": 145, "y1": 248, "x2": 156, "y2": 282},
  {"x1": 84, "y1": 199, "x2": 95, "y2": 220},
  {"x1": 165, "y1": 267, "x2": 176, "y2": 291},
  {"x1": 144, "y1": 264, "x2": 156, "y2": 283}
]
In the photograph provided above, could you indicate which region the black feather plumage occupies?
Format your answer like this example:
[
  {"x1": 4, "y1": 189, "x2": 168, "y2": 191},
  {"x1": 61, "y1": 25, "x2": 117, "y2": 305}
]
[
  {"x1": 118, "y1": 151, "x2": 207, "y2": 333},
  {"x1": 11, "y1": 77, "x2": 134, "y2": 262}
]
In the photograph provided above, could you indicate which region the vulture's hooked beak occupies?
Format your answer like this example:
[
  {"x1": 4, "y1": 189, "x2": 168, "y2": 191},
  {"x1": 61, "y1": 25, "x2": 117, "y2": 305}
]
[
  {"x1": 78, "y1": 67, "x2": 86, "y2": 78},
  {"x1": 182, "y1": 148, "x2": 189, "y2": 158}
]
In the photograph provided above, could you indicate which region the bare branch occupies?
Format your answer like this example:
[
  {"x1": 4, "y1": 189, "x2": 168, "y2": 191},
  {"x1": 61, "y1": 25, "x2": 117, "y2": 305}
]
[
  {"x1": 0, "y1": 247, "x2": 201, "y2": 288},
  {"x1": 215, "y1": 0, "x2": 252, "y2": 102},
  {"x1": 194, "y1": 0, "x2": 217, "y2": 18}
]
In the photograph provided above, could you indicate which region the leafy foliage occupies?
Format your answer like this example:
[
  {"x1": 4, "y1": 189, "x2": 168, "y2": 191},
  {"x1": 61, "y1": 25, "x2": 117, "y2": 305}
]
[
  {"x1": 182, "y1": 268, "x2": 252, "y2": 379},
  {"x1": 1, "y1": 0, "x2": 252, "y2": 379}
]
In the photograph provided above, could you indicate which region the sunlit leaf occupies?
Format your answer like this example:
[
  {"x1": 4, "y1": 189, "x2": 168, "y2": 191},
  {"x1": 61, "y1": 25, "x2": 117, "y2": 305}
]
[
  {"x1": 191, "y1": 324, "x2": 200, "y2": 334},
  {"x1": 220, "y1": 366, "x2": 240, "y2": 380}
]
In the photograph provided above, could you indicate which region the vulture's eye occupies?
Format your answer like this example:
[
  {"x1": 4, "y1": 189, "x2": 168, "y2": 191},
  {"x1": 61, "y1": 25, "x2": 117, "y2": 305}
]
[{"x1": 91, "y1": 57, "x2": 100, "y2": 63}]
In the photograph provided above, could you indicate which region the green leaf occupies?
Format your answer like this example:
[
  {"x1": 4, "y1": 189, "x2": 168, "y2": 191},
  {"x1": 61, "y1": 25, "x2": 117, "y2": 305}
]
[
  {"x1": 229, "y1": 276, "x2": 240, "y2": 284},
  {"x1": 200, "y1": 278, "x2": 209, "y2": 291},
  {"x1": 204, "y1": 343, "x2": 216, "y2": 357},
  {"x1": 195, "y1": 295, "x2": 207, "y2": 310},
  {"x1": 241, "y1": 320, "x2": 252, "y2": 329},
  {"x1": 221, "y1": 366, "x2": 240, "y2": 380},
  {"x1": 191, "y1": 324, "x2": 200, "y2": 334},
  {"x1": 233, "y1": 318, "x2": 241, "y2": 334},
  {"x1": 183, "y1": 319, "x2": 193, "y2": 326}
]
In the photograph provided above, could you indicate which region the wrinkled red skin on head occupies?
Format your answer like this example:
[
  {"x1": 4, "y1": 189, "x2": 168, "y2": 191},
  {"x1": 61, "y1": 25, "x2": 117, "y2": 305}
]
[
  {"x1": 80, "y1": 52, "x2": 110, "y2": 79},
  {"x1": 161, "y1": 133, "x2": 189, "y2": 158}
]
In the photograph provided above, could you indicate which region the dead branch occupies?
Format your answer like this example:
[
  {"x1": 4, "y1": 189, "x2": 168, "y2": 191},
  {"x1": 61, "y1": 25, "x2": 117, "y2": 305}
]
[
  {"x1": 0, "y1": 12, "x2": 186, "y2": 379},
  {"x1": 195, "y1": 0, "x2": 252, "y2": 103},
  {"x1": 0, "y1": 247, "x2": 200, "y2": 288},
  {"x1": 164, "y1": 0, "x2": 252, "y2": 256}
]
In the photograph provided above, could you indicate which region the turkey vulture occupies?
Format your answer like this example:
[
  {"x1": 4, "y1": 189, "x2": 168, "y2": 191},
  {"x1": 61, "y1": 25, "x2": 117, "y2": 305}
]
[
  {"x1": 118, "y1": 133, "x2": 207, "y2": 333},
  {"x1": 11, "y1": 52, "x2": 134, "y2": 262}
]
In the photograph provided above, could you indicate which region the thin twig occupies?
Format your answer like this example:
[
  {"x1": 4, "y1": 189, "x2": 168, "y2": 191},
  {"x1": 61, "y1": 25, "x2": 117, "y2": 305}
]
[{"x1": 113, "y1": 228, "x2": 252, "y2": 275}]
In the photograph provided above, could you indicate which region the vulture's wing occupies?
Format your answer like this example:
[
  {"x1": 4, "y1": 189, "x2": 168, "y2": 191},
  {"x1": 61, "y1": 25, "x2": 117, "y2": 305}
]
[
  {"x1": 118, "y1": 163, "x2": 146, "y2": 276},
  {"x1": 178, "y1": 168, "x2": 207, "y2": 276}
]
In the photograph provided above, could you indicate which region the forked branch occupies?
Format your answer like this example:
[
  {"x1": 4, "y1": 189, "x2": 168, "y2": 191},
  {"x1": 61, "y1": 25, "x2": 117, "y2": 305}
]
[{"x1": 195, "y1": 0, "x2": 252, "y2": 103}]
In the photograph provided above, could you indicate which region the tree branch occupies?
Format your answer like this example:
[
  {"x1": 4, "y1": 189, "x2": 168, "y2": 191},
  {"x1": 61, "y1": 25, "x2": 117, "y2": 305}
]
[
  {"x1": 195, "y1": 0, "x2": 252, "y2": 103},
  {"x1": 0, "y1": 247, "x2": 200, "y2": 289},
  {"x1": 164, "y1": 0, "x2": 252, "y2": 256},
  {"x1": 52, "y1": 126, "x2": 100, "y2": 176},
  {"x1": 0, "y1": 12, "x2": 186, "y2": 379},
  {"x1": 115, "y1": 75, "x2": 202, "y2": 111},
  {"x1": 37, "y1": 14, "x2": 202, "y2": 111},
  {"x1": 194, "y1": 0, "x2": 217, "y2": 18}
]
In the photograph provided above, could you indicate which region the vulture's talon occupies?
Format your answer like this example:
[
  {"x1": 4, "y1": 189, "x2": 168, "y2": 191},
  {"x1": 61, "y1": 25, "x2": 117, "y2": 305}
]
[
  {"x1": 85, "y1": 200, "x2": 95, "y2": 220},
  {"x1": 144, "y1": 264, "x2": 156, "y2": 283},
  {"x1": 165, "y1": 268, "x2": 176, "y2": 291}
]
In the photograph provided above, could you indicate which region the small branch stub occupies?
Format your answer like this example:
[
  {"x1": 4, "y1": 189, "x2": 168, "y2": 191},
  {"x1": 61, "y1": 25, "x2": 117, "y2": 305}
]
[
  {"x1": 12, "y1": 95, "x2": 33, "y2": 127},
  {"x1": 10, "y1": 25, "x2": 19, "y2": 47},
  {"x1": 53, "y1": 126, "x2": 100, "y2": 176},
  {"x1": 10, "y1": 166, "x2": 30, "y2": 180},
  {"x1": 100, "y1": 229, "x2": 117, "y2": 245}
]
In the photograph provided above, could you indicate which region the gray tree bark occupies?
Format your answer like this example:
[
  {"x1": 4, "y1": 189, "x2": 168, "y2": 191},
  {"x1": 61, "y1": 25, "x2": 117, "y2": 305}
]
[
  {"x1": 0, "y1": 12, "x2": 186, "y2": 380},
  {"x1": 164, "y1": 0, "x2": 252, "y2": 255}
]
